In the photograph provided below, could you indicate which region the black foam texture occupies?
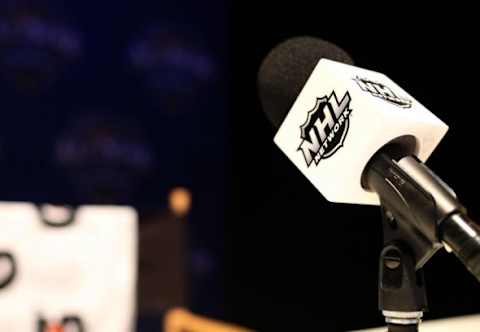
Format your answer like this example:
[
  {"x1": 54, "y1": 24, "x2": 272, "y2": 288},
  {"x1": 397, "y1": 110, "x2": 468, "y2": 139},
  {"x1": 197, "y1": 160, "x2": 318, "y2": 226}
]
[{"x1": 258, "y1": 36, "x2": 354, "y2": 128}]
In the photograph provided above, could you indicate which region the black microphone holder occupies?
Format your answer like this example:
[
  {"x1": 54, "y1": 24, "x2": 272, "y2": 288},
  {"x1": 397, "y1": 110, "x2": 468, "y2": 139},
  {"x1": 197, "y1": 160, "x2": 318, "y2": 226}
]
[
  {"x1": 366, "y1": 150, "x2": 480, "y2": 331},
  {"x1": 379, "y1": 206, "x2": 428, "y2": 332}
]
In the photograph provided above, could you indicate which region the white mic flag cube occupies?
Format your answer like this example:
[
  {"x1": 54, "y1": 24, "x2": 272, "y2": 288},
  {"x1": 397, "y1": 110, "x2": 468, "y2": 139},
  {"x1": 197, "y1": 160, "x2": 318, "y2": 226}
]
[{"x1": 274, "y1": 59, "x2": 448, "y2": 205}]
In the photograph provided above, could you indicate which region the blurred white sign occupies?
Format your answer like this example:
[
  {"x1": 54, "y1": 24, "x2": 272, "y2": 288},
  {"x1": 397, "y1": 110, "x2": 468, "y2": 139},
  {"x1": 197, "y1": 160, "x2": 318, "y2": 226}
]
[{"x1": 0, "y1": 202, "x2": 137, "y2": 332}]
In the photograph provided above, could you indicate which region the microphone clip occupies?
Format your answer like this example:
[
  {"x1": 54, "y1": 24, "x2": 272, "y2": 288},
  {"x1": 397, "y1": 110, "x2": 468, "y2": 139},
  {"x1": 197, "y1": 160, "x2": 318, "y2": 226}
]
[{"x1": 378, "y1": 206, "x2": 428, "y2": 331}]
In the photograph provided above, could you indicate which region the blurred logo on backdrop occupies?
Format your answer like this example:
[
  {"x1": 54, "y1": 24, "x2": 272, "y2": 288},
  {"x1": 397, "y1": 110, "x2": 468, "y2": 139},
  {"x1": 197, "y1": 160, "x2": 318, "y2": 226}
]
[
  {"x1": 38, "y1": 316, "x2": 84, "y2": 332},
  {"x1": 54, "y1": 114, "x2": 155, "y2": 203},
  {"x1": 127, "y1": 23, "x2": 216, "y2": 113},
  {"x1": 0, "y1": 2, "x2": 83, "y2": 93}
]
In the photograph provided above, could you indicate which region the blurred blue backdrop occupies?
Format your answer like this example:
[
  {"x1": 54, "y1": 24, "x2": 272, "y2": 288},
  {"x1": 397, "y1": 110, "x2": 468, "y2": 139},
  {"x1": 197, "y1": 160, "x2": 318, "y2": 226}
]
[{"x1": 0, "y1": 1, "x2": 229, "y2": 330}]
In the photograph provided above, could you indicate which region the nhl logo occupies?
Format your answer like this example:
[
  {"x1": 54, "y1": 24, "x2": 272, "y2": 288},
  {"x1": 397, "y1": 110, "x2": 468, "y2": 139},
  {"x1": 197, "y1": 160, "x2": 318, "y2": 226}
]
[
  {"x1": 298, "y1": 91, "x2": 352, "y2": 166},
  {"x1": 354, "y1": 76, "x2": 412, "y2": 108}
]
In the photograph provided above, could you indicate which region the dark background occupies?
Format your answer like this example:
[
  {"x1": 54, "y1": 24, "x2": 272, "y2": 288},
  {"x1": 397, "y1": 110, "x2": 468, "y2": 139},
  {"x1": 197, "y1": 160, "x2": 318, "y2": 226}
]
[{"x1": 226, "y1": 2, "x2": 480, "y2": 331}]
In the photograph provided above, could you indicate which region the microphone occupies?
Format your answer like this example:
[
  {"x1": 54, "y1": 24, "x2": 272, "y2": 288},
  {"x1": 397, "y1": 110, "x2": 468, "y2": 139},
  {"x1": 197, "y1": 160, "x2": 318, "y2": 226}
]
[{"x1": 258, "y1": 36, "x2": 480, "y2": 281}]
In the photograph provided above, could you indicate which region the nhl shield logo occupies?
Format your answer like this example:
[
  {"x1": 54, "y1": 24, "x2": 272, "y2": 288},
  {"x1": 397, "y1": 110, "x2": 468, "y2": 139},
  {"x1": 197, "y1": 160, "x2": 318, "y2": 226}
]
[
  {"x1": 354, "y1": 76, "x2": 412, "y2": 108},
  {"x1": 298, "y1": 91, "x2": 352, "y2": 166}
]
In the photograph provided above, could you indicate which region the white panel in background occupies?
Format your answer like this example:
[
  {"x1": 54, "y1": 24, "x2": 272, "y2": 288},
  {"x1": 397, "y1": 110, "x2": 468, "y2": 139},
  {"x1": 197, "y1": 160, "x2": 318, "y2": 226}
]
[{"x1": 0, "y1": 202, "x2": 138, "y2": 332}]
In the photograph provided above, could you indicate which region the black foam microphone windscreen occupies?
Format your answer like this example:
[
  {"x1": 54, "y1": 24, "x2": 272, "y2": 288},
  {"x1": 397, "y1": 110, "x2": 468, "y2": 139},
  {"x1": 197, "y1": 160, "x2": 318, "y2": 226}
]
[{"x1": 258, "y1": 36, "x2": 354, "y2": 128}]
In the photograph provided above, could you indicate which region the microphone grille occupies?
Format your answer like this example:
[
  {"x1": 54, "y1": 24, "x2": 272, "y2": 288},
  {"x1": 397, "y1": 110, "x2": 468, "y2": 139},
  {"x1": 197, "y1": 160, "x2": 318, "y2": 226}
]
[{"x1": 258, "y1": 36, "x2": 354, "y2": 128}]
